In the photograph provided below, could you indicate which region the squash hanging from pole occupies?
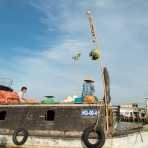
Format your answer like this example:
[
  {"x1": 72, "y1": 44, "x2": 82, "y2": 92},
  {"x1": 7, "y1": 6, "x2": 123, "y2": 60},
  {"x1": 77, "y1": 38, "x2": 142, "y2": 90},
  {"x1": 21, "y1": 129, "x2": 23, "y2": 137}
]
[{"x1": 89, "y1": 48, "x2": 101, "y2": 60}]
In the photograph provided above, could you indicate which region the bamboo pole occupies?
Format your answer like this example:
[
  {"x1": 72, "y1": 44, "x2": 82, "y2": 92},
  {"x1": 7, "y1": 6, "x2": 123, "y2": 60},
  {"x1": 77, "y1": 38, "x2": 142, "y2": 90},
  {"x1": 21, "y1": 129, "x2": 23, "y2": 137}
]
[{"x1": 86, "y1": 10, "x2": 109, "y2": 135}]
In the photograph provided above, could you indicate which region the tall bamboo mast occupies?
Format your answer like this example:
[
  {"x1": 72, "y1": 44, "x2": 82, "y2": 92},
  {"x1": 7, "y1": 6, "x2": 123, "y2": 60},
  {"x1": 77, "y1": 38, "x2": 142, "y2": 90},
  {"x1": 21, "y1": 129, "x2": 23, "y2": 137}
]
[{"x1": 86, "y1": 10, "x2": 109, "y2": 134}]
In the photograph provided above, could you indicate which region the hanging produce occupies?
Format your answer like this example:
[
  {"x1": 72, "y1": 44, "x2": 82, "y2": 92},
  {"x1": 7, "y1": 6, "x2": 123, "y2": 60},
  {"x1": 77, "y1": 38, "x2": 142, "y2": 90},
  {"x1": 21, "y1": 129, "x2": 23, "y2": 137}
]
[
  {"x1": 89, "y1": 48, "x2": 101, "y2": 60},
  {"x1": 72, "y1": 52, "x2": 81, "y2": 61},
  {"x1": 86, "y1": 10, "x2": 97, "y2": 43}
]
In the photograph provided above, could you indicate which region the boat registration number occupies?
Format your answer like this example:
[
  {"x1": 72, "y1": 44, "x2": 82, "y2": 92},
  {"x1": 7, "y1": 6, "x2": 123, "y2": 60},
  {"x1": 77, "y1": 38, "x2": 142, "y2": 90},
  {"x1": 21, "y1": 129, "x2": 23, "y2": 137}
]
[{"x1": 81, "y1": 109, "x2": 100, "y2": 117}]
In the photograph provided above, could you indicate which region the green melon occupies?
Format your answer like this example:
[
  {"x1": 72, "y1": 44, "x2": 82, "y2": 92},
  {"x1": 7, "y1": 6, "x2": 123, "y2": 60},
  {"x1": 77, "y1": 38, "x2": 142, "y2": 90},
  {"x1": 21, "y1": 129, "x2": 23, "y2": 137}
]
[{"x1": 89, "y1": 48, "x2": 101, "y2": 60}]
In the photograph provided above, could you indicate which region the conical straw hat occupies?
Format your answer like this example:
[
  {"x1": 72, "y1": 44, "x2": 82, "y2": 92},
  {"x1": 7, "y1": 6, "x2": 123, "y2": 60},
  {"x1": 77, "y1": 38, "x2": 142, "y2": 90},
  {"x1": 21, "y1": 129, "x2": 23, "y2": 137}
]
[{"x1": 84, "y1": 75, "x2": 95, "y2": 82}]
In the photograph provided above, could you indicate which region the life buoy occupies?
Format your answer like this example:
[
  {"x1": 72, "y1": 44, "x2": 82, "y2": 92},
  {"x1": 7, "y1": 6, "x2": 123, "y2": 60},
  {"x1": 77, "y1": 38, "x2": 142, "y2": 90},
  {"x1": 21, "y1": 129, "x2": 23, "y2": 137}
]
[
  {"x1": 12, "y1": 128, "x2": 28, "y2": 145},
  {"x1": 81, "y1": 126, "x2": 105, "y2": 148}
]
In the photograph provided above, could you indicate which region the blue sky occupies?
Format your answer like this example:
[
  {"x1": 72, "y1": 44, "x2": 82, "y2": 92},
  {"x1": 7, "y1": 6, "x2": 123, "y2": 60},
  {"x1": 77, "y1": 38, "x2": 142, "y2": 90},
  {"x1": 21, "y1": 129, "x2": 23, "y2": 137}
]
[{"x1": 0, "y1": 0, "x2": 148, "y2": 104}]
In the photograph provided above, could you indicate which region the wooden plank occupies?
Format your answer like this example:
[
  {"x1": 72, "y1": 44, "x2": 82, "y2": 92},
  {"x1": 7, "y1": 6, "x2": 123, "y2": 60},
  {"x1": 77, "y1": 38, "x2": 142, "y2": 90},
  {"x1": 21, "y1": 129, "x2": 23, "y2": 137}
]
[{"x1": 0, "y1": 103, "x2": 106, "y2": 107}]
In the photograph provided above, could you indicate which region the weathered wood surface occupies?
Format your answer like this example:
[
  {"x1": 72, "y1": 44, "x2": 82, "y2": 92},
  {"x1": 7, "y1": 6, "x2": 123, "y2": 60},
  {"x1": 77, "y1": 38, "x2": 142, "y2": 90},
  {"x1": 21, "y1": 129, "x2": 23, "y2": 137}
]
[{"x1": 0, "y1": 105, "x2": 106, "y2": 137}]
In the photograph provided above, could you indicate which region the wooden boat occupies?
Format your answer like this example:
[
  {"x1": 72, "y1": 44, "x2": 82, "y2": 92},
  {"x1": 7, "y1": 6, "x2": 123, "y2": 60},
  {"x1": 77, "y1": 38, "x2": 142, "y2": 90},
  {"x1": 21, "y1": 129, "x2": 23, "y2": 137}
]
[{"x1": 0, "y1": 103, "x2": 109, "y2": 148}]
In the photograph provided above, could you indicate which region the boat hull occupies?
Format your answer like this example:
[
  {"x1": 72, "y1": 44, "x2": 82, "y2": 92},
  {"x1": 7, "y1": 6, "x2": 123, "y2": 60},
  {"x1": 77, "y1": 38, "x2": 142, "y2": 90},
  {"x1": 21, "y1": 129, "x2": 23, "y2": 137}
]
[
  {"x1": 0, "y1": 104, "x2": 107, "y2": 147},
  {"x1": 0, "y1": 132, "x2": 148, "y2": 148}
]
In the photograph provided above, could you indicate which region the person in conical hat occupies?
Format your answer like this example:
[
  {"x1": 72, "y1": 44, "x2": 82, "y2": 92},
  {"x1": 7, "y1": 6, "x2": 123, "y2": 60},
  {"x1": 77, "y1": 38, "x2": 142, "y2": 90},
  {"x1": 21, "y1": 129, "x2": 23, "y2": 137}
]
[{"x1": 82, "y1": 75, "x2": 95, "y2": 101}]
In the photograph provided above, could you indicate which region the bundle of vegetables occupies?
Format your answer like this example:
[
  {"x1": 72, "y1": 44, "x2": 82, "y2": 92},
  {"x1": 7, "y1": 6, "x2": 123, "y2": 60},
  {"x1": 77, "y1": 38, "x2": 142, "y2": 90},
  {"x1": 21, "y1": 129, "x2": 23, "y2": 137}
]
[
  {"x1": 74, "y1": 97, "x2": 83, "y2": 104},
  {"x1": 84, "y1": 96, "x2": 97, "y2": 104},
  {"x1": 41, "y1": 96, "x2": 59, "y2": 104},
  {"x1": 64, "y1": 96, "x2": 74, "y2": 103}
]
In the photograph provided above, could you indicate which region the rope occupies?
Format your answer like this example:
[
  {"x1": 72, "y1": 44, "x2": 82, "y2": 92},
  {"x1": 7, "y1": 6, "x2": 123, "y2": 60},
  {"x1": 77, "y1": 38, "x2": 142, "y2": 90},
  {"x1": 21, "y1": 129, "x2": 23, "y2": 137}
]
[
  {"x1": 16, "y1": 106, "x2": 32, "y2": 131},
  {"x1": 73, "y1": 59, "x2": 80, "y2": 96},
  {"x1": 93, "y1": 44, "x2": 109, "y2": 136},
  {"x1": 135, "y1": 126, "x2": 144, "y2": 144}
]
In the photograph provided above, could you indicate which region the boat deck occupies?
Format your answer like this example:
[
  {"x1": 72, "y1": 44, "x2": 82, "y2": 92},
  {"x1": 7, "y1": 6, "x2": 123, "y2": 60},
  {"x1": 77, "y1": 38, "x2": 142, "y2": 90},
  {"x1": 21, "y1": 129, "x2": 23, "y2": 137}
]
[{"x1": 0, "y1": 103, "x2": 108, "y2": 108}]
